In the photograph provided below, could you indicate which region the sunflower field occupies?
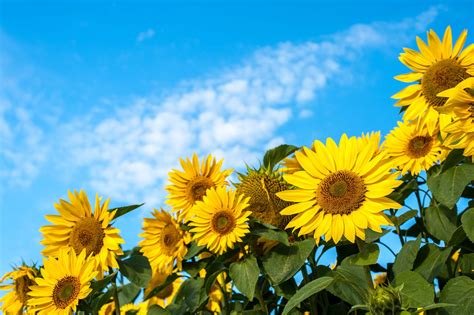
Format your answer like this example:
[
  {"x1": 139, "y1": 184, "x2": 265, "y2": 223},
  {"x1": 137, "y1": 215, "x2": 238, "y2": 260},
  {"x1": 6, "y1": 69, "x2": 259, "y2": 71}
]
[{"x1": 1, "y1": 26, "x2": 474, "y2": 315}]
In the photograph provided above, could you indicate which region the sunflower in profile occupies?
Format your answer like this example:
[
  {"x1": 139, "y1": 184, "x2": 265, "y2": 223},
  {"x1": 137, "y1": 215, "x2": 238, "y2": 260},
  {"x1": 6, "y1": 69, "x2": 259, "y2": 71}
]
[
  {"x1": 120, "y1": 302, "x2": 148, "y2": 315},
  {"x1": 139, "y1": 209, "x2": 190, "y2": 274},
  {"x1": 145, "y1": 271, "x2": 182, "y2": 308},
  {"x1": 166, "y1": 154, "x2": 233, "y2": 221},
  {"x1": 0, "y1": 265, "x2": 38, "y2": 314},
  {"x1": 28, "y1": 248, "x2": 97, "y2": 314},
  {"x1": 383, "y1": 120, "x2": 446, "y2": 175},
  {"x1": 392, "y1": 26, "x2": 473, "y2": 132},
  {"x1": 40, "y1": 190, "x2": 125, "y2": 279},
  {"x1": 437, "y1": 77, "x2": 474, "y2": 159},
  {"x1": 276, "y1": 134, "x2": 401, "y2": 244},
  {"x1": 189, "y1": 186, "x2": 251, "y2": 255}
]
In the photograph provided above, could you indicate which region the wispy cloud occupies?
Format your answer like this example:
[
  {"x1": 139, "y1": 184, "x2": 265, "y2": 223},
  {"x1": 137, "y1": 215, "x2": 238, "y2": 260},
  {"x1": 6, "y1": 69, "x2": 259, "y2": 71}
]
[
  {"x1": 0, "y1": 8, "x2": 440, "y2": 207},
  {"x1": 136, "y1": 28, "x2": 155, "y2": 42}
]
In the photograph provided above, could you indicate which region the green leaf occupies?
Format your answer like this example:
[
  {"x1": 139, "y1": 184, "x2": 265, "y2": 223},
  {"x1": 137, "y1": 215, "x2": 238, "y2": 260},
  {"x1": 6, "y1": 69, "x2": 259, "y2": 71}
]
[
  {"x1": 118, "y1": 283, "x2": 141, "y2": 306},
  {"x1": 251, "y1": 223, "x2": 290, "y2": 246},
  {"x1": 183, "y1": 241, "x2": 205, "y2": 260},
  {"x1": 448, "y1": 225, "x2": 467, "y2": 246},
  {"x1": 459, "y1": 253, "x2": 474, "y2": 276},
  {"x1": 263, "y1": 144, "x2": 299, "y2": 171},
  {"x1": 90, "y1": 271, "x2": 117, "y2": 291},
  {"x1": 261, "y1": 239, "x2": 314, "y2": 285},
  {"x1": 349, "y1": 243, "x2": 379, "y2": 266},
  {"x1": 416, "y1": 303, "x2": 455, "y2": 312},
  {"x1": 182, "y1": 260, "x2": 208, "y2": 278},
  {"x1": 441, "y1": 149, "x2": 466, "y2": 172},
  {"x1": 109, "y1": 203, "x2": 144, "y2": 219},
  {"x1": 440, "y1": 276, "x2": 474, "y2": 315},
  {"x1": 117, "y1": 254, "x2": 151, "y2": 288},
  {"x1": 282, "y1": 277, "x2": 333, "y2": 315},
  {"x1": 365, "y1": 229, "x2": 390, "y2": 243},
  {"x1": 148, "y1": 305, "x2": 172, "y2": 315},
  {"x1": 327, "y1": 259, "x2": 370, "y2": 305},
  {"x1": 414, "y1": 244, "x2": 452, "y2": 282},
  {"x1": 229, "y1": 256, "x2": 260, "y2": 301},
  {"x1": 274, "y1": 278, "x2": 298, "y2": 299},
  {"x1": 394, "y1": 271, "x2": 434, "y2": 308},
  {"x1": 173, "y1": 277, "x2": 207, "y2": 313},
  {"x1": 144, "y1": 274, "x2": 179, "y2": 300},
  {"x1": 427, "y1": 163, "x2": 474, "y2": 208},
  {"x1": 204, "y1": 261, "x2": 227, "y2": 294},
  {"x1": 461, "y1": 208, "x2": 474, "y2": 242},
  {"x1": 391, "y1": 210, "x2": 418, "y2": 227},
  {"x1": 425, "y1": 204, "x2": 457, "y2": 242},
  {"x1": 392, "y1": 235, "x2": 422, "y2": 277}
]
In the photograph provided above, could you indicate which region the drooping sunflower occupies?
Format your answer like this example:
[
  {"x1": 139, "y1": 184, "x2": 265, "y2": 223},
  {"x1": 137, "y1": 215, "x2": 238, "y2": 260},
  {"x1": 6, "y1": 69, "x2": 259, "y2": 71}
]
[
  {"x1": 392, "y1": 26, "x2": 473, "y2": 133},
  {"x1": 40, "y1": 190, "x2": 125, "y2": 279},
  {"x1": 437, "y1": 77, "x2": 474, "y2": 158},
  {"x1": 383, "y1": 120, "x2": 446, "y2": 175},
  {"x1": 276, "y1": 134, "x2": 401, "y2": 244},
  {"x1": 145, "y1": 271, "x2": 182, "y2": 308},
  {"x1": 139, "y1": 209, "x2": 190, "y2": 274},
  {"x1": 235, "y1": 167, "x2": 292, "y2": 229},
  {"x1": 189, "y1": 186, "x2": 251, "y2": 255},
  {"x1": 166, "y1": 154, "x2": 233, "y2": 221},
  {"x1": 28, "y1": 248, "x2": 97, "y2": 314},
  {"x1": 0, "y1": 265, "x2": 38, "y2": 314}
]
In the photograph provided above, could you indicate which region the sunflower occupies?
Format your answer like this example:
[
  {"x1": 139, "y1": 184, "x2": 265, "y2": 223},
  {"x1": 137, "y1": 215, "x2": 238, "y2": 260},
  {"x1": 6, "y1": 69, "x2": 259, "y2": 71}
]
[
  {"x1": 28, "y1": 248, "x2": 97, "y2": 314},
  {"x1": 383, "y1": 120, "x2": 446, "y2": 175},
  {"x1": 166, "y1": 154, "x2": 233, "y2": 221},
  {"x1": 189, "y1": 186, "x2": 251, "y2": 255},
  {"x1": 40, "y1": 190, "x2": 125, "y2": 279},
  {"x1": 0, "y1": 265, "x2": 37, "y2": 314},
  {"x1": 235, "y1": 167, "x2": 292, "y2": 229},
  {"x1": 139, "y1": 209, "x2": 190, "y2": 274},
  {"x1": 145, "y1": 271, "x2": 182, "y2": 308},
  {"x1": 437, "y1": 77, "x2": 474, "y2": 158},
  {"x1": 198, "y1": 262, "x2": 231, "y2": 314},
  {"x1": 276, "y1": 134, "x2": 401, "y2": 244},
  {"x1": 392, "y1": 26, "x2": 473, "y2": 133},
  {"x1": 120, "y1": 302, "x2": 148, "y2": 315}
]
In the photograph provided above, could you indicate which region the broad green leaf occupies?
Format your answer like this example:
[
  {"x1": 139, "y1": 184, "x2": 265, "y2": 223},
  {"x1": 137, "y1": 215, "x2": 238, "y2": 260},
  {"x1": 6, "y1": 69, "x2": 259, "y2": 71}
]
[
  {"x1": 282, "y1": 277, "x2": 333, "y2": 315},
  {"x1": 440, "y1": 276, "x2": 474, "y2": 315},
  {"x1": 459, "y1": 253, "x2": 474, "y2": 276},
  {"x1": 90, "y1": 271, "x2": 117, "y2": 291},
  {"x1": 182, "y1": 260, "x2": 208, "y2": 278},
  {"x1": 416, "y1": 303, "x2": 455, "y2": 312},
  {"x1": 393, "y1": 235, "x2": 421, "y2": 277},
  {"x1": 109, "y1": 203, "x2": 144, "y2": 219},
  {"x1": 118, "y1": 283, "x2": 141, "y2": 306},
  {"x1": 448, "y1": 225, "x2": 467, "y2": 246},
  {"x1": 425, "y1": 204, "x2": 457, "y2": 242},
  {"x1": 91, "y1": 289, "x2": 114, "y2": 312},
  {"x1": 251, "y1": 224, "x2": 290, "y2": 246},
  {"x1": 327, "y1": 259, "x2": 370, "y2": 305},
  {"x1": 391, "y1": 210, "x2": 418, "y2": 227},
  {"x1": 441, "y1": 149, "x2": 466, "y2": 172},
  {"x1": 229, "y1": 256, "x2": 260, "y2": 301},
  {"x1": 148, "y1": 305, "x2": 172, "y2": 315},
  {"x1": 365, "y1": 229, "x2": 390, "y2": 243},
  {"x1": 183, "y1": 241, "x2": 205, "y2": 260},
  {"x1": 427, "y1": 163, "x2": 474, "y2": 208},
  {"x1": 262, "y1": 239, "x2": 314, "y2": 285},
  {"x1": 173, "y1": 277, "x2": 207, "y2": 313},
  {"x1": 204, "y1": 261, "x2": 227, "y2": 294},
  {"x1": 274, "y1": 278, "x2": 298, "y2": 299},
  {"x1": 349, "y1": 243, "x2": 379, "y2": 266},
  {"x1": 461, "y1": 208, "x2": 474, "y2": 242},
  {"x1": 394, "y1": 271, "x2": 434, "y2": 308},
  {"x1": 414, "y1": 244, "x2": 452, "y2": 282},
  {"x1": 263, "y1": 144, "x2": 299, "y2": 171},
  {"x1": 117, "y1": 254, "x2": 151, "y2": 288}
]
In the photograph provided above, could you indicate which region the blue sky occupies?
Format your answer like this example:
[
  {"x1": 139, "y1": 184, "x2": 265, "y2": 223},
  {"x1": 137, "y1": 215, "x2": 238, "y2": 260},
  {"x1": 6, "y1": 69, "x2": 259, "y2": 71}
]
[{"x1": 1, "y1": 0, "x2": 473, "y2": 279}]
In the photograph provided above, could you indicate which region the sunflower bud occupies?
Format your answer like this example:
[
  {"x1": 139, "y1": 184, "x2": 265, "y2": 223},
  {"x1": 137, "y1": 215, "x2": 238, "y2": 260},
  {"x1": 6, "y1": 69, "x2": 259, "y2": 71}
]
[{"x1": 369, "y1": 285, "x2": 403, "y2": 315}]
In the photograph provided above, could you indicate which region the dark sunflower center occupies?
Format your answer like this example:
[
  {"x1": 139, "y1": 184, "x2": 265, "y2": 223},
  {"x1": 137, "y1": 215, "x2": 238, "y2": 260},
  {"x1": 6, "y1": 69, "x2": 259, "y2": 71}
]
[
  {"x1": 160, "y1": 225, "x2": 179, "y2": 254},
  {"x1": 53, "y1": 276, "x2": 81, "y2": 309},
  {"x1": 15, "y1": 275, "x2": 33, "y2": 304},
  {"x1": 212, "y1": 211, "x2": 236, "y2": 235},
  {"x1": 421, "y1": 59, "x2": 469, "y2": 107},
  {"x1": 187, "y1": 177, "x2": 214, "y2": 203},
  {"x1": 316, "y1": 170, "x2": 366, "y2": 215},
  {"x1": 69, "y1": 217, "x2": 105, "y2": 256},
  {"x1": 407, "y1": 135, "x2": 433, "y2": 158}
]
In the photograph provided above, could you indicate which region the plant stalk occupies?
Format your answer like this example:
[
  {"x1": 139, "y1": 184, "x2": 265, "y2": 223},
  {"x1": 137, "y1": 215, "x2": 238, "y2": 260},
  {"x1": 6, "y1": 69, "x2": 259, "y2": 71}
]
[{"x1": 356, "y1": 238, "x2": 374, "y2": 292}]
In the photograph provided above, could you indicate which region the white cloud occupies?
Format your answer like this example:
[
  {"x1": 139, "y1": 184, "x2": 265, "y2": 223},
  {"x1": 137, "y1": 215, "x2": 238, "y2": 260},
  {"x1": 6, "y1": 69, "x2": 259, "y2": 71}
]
[
  {"x1": 1, "y1": 8, "x2": 440, "y2": 207},
  {"x1": 136, "y1": 29, "x2": 155, "y2": 42}
]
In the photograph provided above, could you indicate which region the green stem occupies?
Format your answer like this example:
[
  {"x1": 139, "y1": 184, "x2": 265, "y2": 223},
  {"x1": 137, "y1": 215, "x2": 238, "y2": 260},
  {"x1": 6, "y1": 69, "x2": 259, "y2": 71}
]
[
  {"x1": 389, "y1": 209, "x2": 405, "y2": 246},
  {"x1": 216, "y1": 281, "x2": 230, "y2": 314},
  {"x1": 356, "y1": 239, "x2": 374, "y2": 291},
  {"x1": 301, "y1": 264, "x2": 318, "y2": 314},
  {"x1": 112, "y1": 281, "x2": 120, "y2": 315},
  {"x1": 254, "y1": 283, "x2": 268, "y2": 315}
]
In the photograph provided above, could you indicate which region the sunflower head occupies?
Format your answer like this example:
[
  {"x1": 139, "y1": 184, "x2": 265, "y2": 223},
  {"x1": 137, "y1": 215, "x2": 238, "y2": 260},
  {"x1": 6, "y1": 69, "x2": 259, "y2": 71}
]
[
  {"x1": 145, "y1": 271, "x2": 182, "y2": 308},
  {"x1": 40, "y1": 190, "x2": 125, "y2": 279},
  {"x1": 139, "y1": 209, "x2": 190, "y2": 274},
  {"x1": 235, "y1": 167, "x2": 292, "y2": 229},
  {"x1": 369, "y1": 284, "x2": 403, "y2": 315},
  {"x1": 166, "y1": 154, "x2": 233, "y2": 221},
  {"x1": 373, "y1": 273, "x2": 388, "y2": 287},
  {"x1": 392, "y1": 26, "x2": 473, "y2": 132},
  {"x1": 0, "y1": 265, "x2": 38, "y2": 314},
  {"x1": 189, "y1": 186, "x2": 251, "y2": 255},
  {"x1": 277, "y1": 134, "x2": 401, "y2": 244},
  {"x1": 383, "y1": 120, "x2": 446, "y2": 175},
  {"x1": 28, "y1": 248, "x2": 97, "y2": 313}
]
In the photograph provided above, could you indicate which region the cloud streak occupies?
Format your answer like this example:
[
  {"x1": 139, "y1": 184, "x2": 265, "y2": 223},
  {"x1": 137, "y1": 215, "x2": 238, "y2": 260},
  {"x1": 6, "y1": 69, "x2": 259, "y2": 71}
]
[{"x1": 136, "y1": 28, "x2": 155, "y2": 42}]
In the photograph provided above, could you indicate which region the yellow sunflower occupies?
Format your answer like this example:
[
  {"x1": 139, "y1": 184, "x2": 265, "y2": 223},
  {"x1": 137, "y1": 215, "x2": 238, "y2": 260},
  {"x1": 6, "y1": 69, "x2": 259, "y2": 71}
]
[
  {"x1": 40, "y1": 190, "x2": 125, "y2": 279},
  {"x1": 120, "y1": 302, "x2": 148, "y2": 315},
  {"x1": 166, "y1": 154, "x2": 233, "y2": 221},
  {"x1": 139, "y1": 209, "x2": 190, "y2": 274},
  {"x1": 383, "y1": 120, "x2": 446, "y2": 175},
  {"x1": 145, "y1": 271, "x2": 182, "y2": 308},
  {"x1": 0, "y1": 265, "x2": 37, "y2": 314},
  {"x1": 437, "y1": 77, "x2": 474, "y2": 158},
  {"x1": 198, "y1": 263, "x2": 231, "y2": 314},
  {"x1": 392, "y1": 26, "x2": 473, "y2": 133},
  {"x1": 28, "y1": 248, "x2": 97, "y2": 314},
  {"x1": 189, "y1": 186, "x2": 251, "y2": 255},
  {"x1": 276, "y1": 134, "x2": 401, "y2": 244}
]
